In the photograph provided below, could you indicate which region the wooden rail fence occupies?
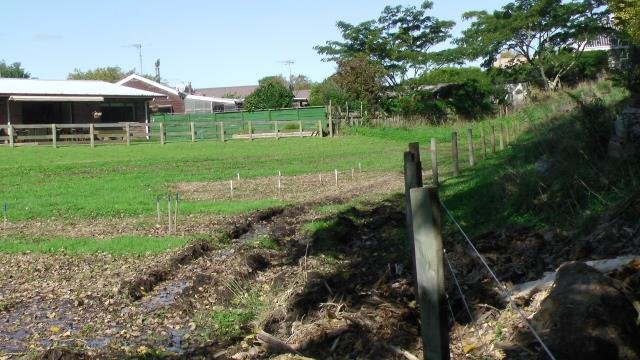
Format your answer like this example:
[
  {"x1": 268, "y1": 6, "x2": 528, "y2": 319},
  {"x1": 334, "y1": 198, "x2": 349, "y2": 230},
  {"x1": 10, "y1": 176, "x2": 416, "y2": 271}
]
[{"x1": 0, "y1": 119, "x2": 324, "y2": 147}]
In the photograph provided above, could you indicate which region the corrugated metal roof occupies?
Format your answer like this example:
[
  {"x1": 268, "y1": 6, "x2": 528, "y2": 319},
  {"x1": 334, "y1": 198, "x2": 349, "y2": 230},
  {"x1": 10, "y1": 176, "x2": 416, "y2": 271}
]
[{"x1": 0, "y1": 78, "x2": 163, "y2": 98}]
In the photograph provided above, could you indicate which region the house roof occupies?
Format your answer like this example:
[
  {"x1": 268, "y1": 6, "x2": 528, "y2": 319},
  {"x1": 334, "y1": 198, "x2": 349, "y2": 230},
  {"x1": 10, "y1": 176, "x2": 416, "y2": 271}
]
[
  {"x1": 185, "y1": 94, "x2": 237, "y2": 105},
  {"x1": 0, "y1": 78, "x2": 163, "y2": 98},
  {"x1": 195, "y1": 85, "x2": 258, "y2": 99},
  {"x1": 116, "y1": 74, "x2": 180, "y2": 95},
  {"x1": 293, "y1": 89, "x2": 310, "y2": 101}
]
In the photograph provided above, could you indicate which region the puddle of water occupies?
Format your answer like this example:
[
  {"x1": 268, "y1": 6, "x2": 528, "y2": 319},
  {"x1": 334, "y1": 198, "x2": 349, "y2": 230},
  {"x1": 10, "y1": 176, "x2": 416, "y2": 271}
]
[
  {"x1": 165, "y1": 329, "x2": 187, "y2": 354},
  {"x1": 238, "y1": 223, "x2": 269, "y2": 244},
  {"x1": 140, "y1": 280, "x2": 189, "y2": 312}
]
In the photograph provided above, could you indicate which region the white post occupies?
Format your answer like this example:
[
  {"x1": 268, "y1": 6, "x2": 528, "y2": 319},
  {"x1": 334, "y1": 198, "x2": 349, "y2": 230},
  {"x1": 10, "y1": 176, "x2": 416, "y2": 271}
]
[{"x1": 334, "y1": 169, "x2": 338, "y2": 188}]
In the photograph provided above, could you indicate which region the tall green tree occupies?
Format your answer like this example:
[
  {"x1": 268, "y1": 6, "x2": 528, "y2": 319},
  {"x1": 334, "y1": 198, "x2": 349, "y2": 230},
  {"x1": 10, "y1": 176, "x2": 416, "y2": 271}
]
[
  {"x1": 315, "y1": 1, "x2": 454, "y2": 86},
  {"x1": 309, "y1": 78, "x2": 348, "y2": 106},
  {"x1": 456, "y1": 0, "x2": 611, "y2": 90},
  {"x1": 333, "y1": 56, "x2": 386, "y2": 106},
  {"x1": 67, "y1": 66, "x2": 134, "y2": 82},
  {"x1": 243, "y1": 76, "x2": 293, "y2": 111},
  {"x1": 0, "y1": 61, "x2": 30, "y2": 78},
  {"x1": 609, "y1": 0, "x2": 640, "y2": 43}
]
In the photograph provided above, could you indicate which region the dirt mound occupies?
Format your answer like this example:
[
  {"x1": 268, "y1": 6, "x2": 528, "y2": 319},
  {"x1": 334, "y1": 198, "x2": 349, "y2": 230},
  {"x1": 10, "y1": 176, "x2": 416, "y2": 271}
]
[{"x1": 532, "y1": 262, "x2": 640, "y2": 360}]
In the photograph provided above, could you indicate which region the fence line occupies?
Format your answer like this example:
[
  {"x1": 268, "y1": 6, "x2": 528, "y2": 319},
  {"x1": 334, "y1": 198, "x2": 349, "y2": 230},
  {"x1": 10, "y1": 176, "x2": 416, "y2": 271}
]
[{"x1": 0, "y1": 119, "x2": 325, "y2": 147}]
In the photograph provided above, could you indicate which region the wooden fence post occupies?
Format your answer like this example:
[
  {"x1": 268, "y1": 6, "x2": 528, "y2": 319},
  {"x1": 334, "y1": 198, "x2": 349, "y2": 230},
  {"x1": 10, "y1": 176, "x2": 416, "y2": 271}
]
[
  {"x1": 409, "y1": 186, "x2": 450, "y2": 360},
  {"x1": 190, "y1": 122, "x2": 196, "y2": 142},
  {"x1": 404, "y1": 144, "x2": 423, "y2": 288},
  {"x1": 125, "y1": 123, "x2": 131, "y2": 146},
  {"x1": 248, "y1": 121, "x2": 253, "y2": 141},
  {"x1": 490, "y1": 125, "x2": 496, "y2": 155},
  {"x1": 51, "y1": 124, "x2": 57, "y2": 148},
  {"x1": 451, "y1": 132, "x2": 459, "y2": 177},
  {"x1": 506, "y1": 123, "x2": 511, "y2": 145},
  {"x1": 89, "y1": 123, "x2": 95, "y2": 148},
  {"x1": 275, "y1": 120, "x2": 279, "y2": 140},
  {"x1": 467, "y1": 128, "x2": 474, "y2": 166},
  {"x1": 159, "y1": 123, "x2": 166, "y2": 145},
  {"x1": 499, "y1": 124, "x2": 504, "y2": 151},
  {"x1": 220, "y1": 122, "x2": 225, "y2": 142},
  {"x1": 328, "y1": 100, "x2": 334, "y2": 137},
  {"x1": 317, "y1": 120, "x2": 322, "y2": 137},
  {"x1": 8, "y1": 125, "x2": 14, "y2": 148},
  {"x1": 430, "y1": 138, "x2": 438, "y2": 187},
  {"x1": 299, "y1": 120, "x2": 303, "y2": 138},
  {"x1": 480, "y1": 127, "x2": 487, "y2": 160}
]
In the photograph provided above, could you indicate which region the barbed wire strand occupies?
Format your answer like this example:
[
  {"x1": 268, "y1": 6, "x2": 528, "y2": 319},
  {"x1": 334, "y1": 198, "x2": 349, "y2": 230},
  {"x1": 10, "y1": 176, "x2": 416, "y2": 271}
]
[
  {"x1": 439, "y1": 199, "x2": 557, "y2": 360},
  {"x1": 443, "y1": 250, "x2": 475, "y2": 323}
]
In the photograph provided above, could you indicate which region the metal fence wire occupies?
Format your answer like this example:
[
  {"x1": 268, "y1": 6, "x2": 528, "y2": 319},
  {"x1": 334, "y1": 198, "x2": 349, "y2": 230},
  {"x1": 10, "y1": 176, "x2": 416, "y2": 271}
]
[{"x1": 439, "y1": 199, "x2": 557, "y2": 360}]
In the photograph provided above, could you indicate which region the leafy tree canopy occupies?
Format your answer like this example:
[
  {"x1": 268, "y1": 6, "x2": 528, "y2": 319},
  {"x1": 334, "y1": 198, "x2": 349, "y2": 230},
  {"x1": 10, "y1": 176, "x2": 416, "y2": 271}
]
[
  {"x1": 0, "y1": 61, "x2": 30, "y2": 78},
  {"x1": 333, "y1": 56, "x2": 386, "y2": 106},
  {"x1": 609, "y1": 0, "x2": 640, "y2": 44},
  {"x1": 243, "y1": 76, "x2": 293, "y2": 111},
  {"x1": 67, "y1": 66, "x2": 134, "y2": 83},
  {"x1": 455, "y1": 0, "x2": 611, "y2": 90},
  {"x1": 291, "y1": 74, "x2": 313, "y2": 91},
  {"x1": 315, "y1": 1, "x2": 455, "y2": 86},
  {"x1": 309, "y1": 78, "x2": 348, "y2": 106}
]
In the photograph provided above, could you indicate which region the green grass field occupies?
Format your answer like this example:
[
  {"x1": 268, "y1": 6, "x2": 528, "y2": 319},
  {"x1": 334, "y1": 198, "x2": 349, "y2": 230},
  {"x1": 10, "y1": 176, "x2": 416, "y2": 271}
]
[{"x1": 0, "y1": 81, "x2": 629, "y2": 255}]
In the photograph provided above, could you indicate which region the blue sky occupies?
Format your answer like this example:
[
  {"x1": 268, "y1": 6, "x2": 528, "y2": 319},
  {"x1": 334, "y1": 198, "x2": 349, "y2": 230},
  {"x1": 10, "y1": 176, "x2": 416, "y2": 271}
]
[{"x1": 1, "y1": 0, "x2": 509, "y2": 88}]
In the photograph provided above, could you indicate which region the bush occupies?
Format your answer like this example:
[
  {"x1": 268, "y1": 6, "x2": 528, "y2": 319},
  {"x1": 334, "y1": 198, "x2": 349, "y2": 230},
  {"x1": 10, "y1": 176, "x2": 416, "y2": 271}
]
[{"x1": 243, "y1": 77, "x2": 293, "y2": 111}]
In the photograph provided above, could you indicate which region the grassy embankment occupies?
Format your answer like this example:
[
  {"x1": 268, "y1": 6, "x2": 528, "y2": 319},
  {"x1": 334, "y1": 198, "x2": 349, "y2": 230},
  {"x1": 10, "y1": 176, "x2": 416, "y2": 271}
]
[{"x1": 0, "y1": 81, "x2": 628, "y2": 254}]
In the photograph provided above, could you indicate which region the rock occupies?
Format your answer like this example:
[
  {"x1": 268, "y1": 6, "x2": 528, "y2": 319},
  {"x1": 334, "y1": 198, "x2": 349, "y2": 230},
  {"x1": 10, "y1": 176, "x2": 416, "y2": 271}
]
[
  {"x1": 609, "y1": 106, "x2": 640, "y2": 158},
  {"x1": 532, "y1": 262, "x2": 640, "y2": 360}
]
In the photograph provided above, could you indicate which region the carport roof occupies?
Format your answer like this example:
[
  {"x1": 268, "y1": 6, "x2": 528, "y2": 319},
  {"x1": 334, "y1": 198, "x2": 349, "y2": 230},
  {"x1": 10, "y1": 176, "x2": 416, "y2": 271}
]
[{"x1": 0, "y1": 78, "x2": 163, "y2": 98}]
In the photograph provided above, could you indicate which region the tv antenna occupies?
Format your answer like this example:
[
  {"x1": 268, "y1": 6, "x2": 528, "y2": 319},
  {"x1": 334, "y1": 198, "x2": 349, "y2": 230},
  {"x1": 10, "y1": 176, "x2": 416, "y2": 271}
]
[
  {"x1": 278, "y1": 60, "x2": 295, "y2": 90},
  {"x1": 127, "y1": 43, "x2": 144, "y2": 75}
]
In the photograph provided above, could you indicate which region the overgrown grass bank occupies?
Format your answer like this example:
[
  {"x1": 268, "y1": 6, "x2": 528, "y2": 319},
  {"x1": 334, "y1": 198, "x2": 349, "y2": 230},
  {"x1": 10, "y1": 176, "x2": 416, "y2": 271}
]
[{"x1": 0, "y1": 235, "x2": 188, "y2": 255}]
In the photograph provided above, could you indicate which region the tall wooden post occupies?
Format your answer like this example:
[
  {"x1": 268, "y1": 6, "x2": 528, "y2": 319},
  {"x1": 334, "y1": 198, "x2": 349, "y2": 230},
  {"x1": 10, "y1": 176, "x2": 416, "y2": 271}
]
[
  {"x1": 89, "y1": 124, "x2": 95, "y2": 148},
  {"x1": 160, "y1": 123, "x2": 165, "y2": 145},
  {"x1": 480, "y1": 127, "x2": 486, "y2": 160},
  {"x1": 248, "y1": 121, "x2": 253, "y2": 141},
  {"x1": 275, "y1": 120, "x2": 279, "y2": 140},
  {"x1": 220, "y1": 122, "x2": 225, "y2": 142},
  {"x1": 190, "y1": 122, "x2": 196, "y2": 142},
  {"x1": 409, "y1": 186, "x2": 450, "y2": 360},
  {"x1": 317, "y1": 120, "x2": 322, "y2": 137},
  {"x1": 51, "y1": 124, "x2": 57, "y2": 148},
  {"x1": 125, "y1": 123, "x2": 131, "y2": 146},
  {"x1": 430, "y1": 138, "x2": 438, "y2": 186},
  {"x1": 467, "y1": 128, "x2": 474, "y2": 166},
  {"x1": 451, "y1": 132, "x2": 459, "y2": 176},
  {"x1": 499, "y1": 124, "x2": 504, "y2": 151},
  {"x1": 345, "y1": 102, "x2": 349, "y2": 126},
  {"x1": 490, "y1": 125, "x2": 496, "y2": 155},
  {"x1": 404, "y1": 144, "x2": 423, "y2": 291},
  {"x1": 299, "y1": 120, "x2": 303, "y2": 138}
]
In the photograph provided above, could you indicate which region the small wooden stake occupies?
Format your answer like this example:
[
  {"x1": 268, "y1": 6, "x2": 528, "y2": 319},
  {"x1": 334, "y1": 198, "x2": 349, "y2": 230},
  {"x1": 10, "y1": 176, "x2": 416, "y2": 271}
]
[
  {"x1": 351, "y1": 168, "x2": 355, "y2": 181},
  {"x1": 51, "y1": 124, "x2": 57, "y2": 148},
  {"x1": 480, "y1": 127, "x2": 487, "y2": 160},
  {"x1": 430, "y1": 138, "x2": 438, "y2": 186},
  {"x1": 156, "y1": 196, "x2": 161, "y2": 224},
  {"x1": 190, "y1": 122, "x2": 196, "y2": 142},
  {"x1": 174, "y1": 193, "x2": 179, "y2": 233},
  {"x1": 319, "y1": 173, "x2": 323, "y2": 183},
  {"x1": 237, "y1": 171, "x2": 240, "y2": 181},
  {"x1": 451, "y1": 132, "x2": 459, "y2": 177},
  {"x1": 125, "y1": 123, "x2": 131, "y2": 146},
  {"x1": 490, "y1": 125, "x2": 496, "y2": 155},
  {"x1": 220, "y1": 122, "x2": 225, "y2": 142},
  {"x1": 230, "y1": 180, "x2": 234, "y2": 199},
  {"x1": 89, "y1": 123, "x2": 95, "y2": 148},
  {"x1": 299, "y1": 120, "x2": 303, "y2": 138},
  {"x1": 358, "y1": 162, "x2": 362, "y2": 173},
  {"x1": 167, "y1": 193, "x2": 172, "y2": 233},
  {"x1": 3, "y1": 202, "x2": 7, "y2": 226},
  {"x1": 334, "y1": 169, "x2": 338, "y2": 188},
  {"x1": 467, "y1": 128, "x2": 475, "y2": 167},
  {"x1": 8, "y1": 125, "x2": 14, "y2": 148},
  {"x1": 160, "y1": 123, "x2": 165, "y2": 145}
]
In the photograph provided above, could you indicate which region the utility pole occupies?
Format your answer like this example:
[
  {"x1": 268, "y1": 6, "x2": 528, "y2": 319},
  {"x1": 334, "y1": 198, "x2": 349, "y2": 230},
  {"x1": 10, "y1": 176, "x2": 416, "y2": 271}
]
[{"x1": 278, "y1": 60, "x2": 295, "y2": 91}]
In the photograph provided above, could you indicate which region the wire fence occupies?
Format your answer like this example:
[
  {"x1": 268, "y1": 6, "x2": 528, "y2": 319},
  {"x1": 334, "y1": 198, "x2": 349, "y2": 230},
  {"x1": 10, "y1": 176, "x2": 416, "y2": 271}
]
[{"x1": 439, "y1": 199, "x2": 557, "y2": 360}]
